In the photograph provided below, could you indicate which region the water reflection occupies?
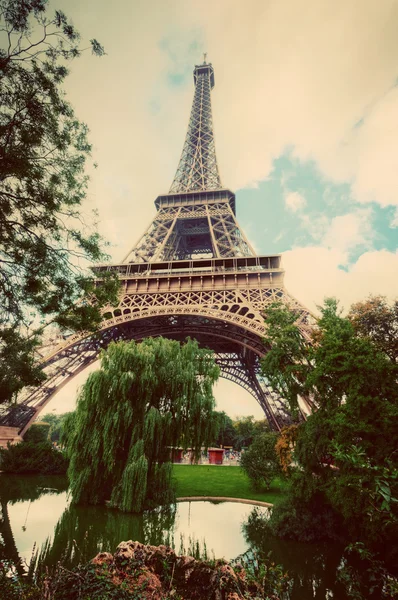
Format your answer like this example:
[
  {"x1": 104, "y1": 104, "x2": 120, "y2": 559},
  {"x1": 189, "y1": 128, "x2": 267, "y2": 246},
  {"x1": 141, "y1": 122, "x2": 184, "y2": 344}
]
[
  {"x1": 241, "y1": 507, "x2": 348, "y2": 599},
  {"x1": 38, "y1": 502, "x2": 177, "y2": 569},
  {"x1": 0, "y1": 475, "x2": 68, "y2": 576},
  {"x1": 0, "y1": 475, "x2": 351, "y2": 599}
]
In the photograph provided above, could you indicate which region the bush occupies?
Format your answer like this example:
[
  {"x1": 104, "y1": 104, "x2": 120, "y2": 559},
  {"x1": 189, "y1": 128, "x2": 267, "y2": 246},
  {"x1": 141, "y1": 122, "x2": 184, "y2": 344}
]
[
  {"x1": 24, "y1": 422, "x2": 50, "y2": 443},
  {"x1": 240, "y1": 432, "x2": 281, "y2": 491},
  {"x1": 0, "y1": 441, "x2": 68, "y2": 474},
  {"x1": 267, "y1": 472, "x2": 343, "y2": 543}
]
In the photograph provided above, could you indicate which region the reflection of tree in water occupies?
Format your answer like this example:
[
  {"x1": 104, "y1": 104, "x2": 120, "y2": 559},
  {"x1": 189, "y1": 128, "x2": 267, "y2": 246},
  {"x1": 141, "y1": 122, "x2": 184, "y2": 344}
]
[
  {"x1": 240, "y1": 507, "x2": 348, "y2": 600},
  {"x1": 0, "y1": 474, "x2": 68, "y2": 505},
  {"x1": 37, "y1": 502, "x2": 177, "y2": 569},
  {"x1": 0, "y1": 475, "x2": 68, "y2": 576}
]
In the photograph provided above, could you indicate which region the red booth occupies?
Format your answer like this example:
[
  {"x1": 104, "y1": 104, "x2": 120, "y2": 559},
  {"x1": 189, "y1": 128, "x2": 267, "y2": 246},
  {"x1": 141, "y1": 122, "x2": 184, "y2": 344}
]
[
  {"x1": 208, "y1": 448, "x2": 224, "y2": 465},
  {"x1": 171, "y1": 448, "x2": 183, "y2": 463}
]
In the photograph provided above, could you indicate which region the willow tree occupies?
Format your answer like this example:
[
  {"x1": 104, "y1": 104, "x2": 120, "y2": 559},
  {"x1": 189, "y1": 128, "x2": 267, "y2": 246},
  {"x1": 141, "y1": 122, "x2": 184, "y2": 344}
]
[{"x1": 64, "y1": 337, "x2": 220, "y2": 512}]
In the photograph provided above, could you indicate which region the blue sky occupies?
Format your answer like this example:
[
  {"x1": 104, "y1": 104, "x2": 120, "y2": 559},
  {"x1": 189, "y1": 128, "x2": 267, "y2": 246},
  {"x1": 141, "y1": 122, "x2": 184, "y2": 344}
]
[{"x1": 238, "y1": 153, "x2": 397, "y2": 261}]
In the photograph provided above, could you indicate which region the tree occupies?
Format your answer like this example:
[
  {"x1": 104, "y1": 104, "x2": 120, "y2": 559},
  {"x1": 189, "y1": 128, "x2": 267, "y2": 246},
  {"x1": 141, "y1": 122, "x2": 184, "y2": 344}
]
[
  {"x1": 41, "y1": 411, "x2": 72, "y2": 442},
  {"x1": 348, "y1": 295, "x2": 398, "y2": 363},
  {"x1": 232, "y1": 416, "x2": 269, "y2": 450},
  {"x1": 261, "y1": 302, "x2": 312, "y2": 419},
  {"x1": 213, "y1": 411, "x2": 237, "y2": 447},
  {"x1": 240, "y1": 432, "x2": 281, "y2": 490},
  {"x1": 274, "y1": 424, "x2": 299, "y2": 475},
  {"x1": 261, "y1": 299, "x2": 398, "y2": 570},
  {"x1": 23, "y1": 420, "x2": 49, "y2": 442},
  {"x1": 0, "y1": 0, "x2": 119, "y2": 403},
  {"x1": 63, "y1": 337, "x2": 220, "y2": 513}
]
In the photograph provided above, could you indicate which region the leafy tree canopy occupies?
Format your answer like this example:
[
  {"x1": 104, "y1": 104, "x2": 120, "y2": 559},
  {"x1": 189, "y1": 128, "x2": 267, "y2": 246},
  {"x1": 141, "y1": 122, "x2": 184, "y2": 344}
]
[
  {"x1": 41, "y1": 411, "x2": 72, "y2": 442},
  {"x1": 232, "y1": 415, "x2": 269, "y2": 450},
  {"x1": 63, "y1": 337, "x2": 220, "y2": 513},
  {"x1": 0, "y1": 0, "x2": 119, "y2": 403},
  {"x1": 212, "y1": 411, "x2": 237, "y2": 447},
  {"x1": 240, "y1": 432, "x2": 281, "y2": 491},
  {"x1": 261, "y1": 297, "x2": 398, "y2": 568},
  {"x1": 348, "y1": 295, "x2": 398, "y2": 363}
]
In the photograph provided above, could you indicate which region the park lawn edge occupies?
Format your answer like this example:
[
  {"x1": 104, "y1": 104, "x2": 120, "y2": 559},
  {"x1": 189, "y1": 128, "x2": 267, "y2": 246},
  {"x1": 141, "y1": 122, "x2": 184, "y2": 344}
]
[{"x1": 172, "y1": 464, "x2": 288, "y2": 505}]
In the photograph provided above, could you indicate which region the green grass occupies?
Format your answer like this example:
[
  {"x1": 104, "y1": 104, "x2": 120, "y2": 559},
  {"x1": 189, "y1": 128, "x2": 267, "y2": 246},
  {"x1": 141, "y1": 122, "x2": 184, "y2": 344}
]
[{"x1": 172, "y1": 465, "x2": 289, "y2": 505}]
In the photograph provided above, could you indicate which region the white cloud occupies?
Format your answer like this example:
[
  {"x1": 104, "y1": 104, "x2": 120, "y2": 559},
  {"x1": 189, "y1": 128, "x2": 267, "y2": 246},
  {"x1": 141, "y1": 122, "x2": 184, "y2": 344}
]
[
  {"x1": 322, "y1": 208, "x2": 374, "y2": 253},
  {"x1": 285, "y1": 191, "x2": 306, "y2": 212},
  {"x1": 298, "y1": 213, "x2": 330, "y2": 242},
  {"x1": 391, "y1": 208, "x2": 398, "y2": 228},
  {"x1": 295, "y1": 207, "x2": 374, "y2": 255},
  {"x1": 283, "y1": 247, "x2": 398, "y2": 313}
]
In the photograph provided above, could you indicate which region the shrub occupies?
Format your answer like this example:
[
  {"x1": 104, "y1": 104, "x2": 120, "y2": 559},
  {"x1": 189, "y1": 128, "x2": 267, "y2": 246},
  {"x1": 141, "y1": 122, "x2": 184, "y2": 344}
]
[
  {"x1": 267, "y1": 472, "x2": 343, "y2": 543},
  {"x1": 24, "y1": 422, "x2": 50, "y2": 443},
  {"x1": 240, "y1": 432, "x2": 281, "y2": 491},
  {"x1": 0, "y1": 441, "x2": 68, "y2": 474}
]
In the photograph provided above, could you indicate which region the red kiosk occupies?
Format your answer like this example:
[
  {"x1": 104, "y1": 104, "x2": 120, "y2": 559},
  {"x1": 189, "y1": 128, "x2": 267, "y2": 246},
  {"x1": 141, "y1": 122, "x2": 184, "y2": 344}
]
[
  {"x1": 208, "y1": 448, "x2": 224, "y2": 465},
  {"x1": 171, "y1": 448, "x2": 184, "y2": 463}
]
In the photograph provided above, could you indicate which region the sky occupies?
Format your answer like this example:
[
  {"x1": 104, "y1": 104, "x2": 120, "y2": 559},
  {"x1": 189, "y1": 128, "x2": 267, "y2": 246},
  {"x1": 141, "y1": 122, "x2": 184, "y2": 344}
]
[{"x1": 44, "y1": 0, "x2": 398, "y2": 420}]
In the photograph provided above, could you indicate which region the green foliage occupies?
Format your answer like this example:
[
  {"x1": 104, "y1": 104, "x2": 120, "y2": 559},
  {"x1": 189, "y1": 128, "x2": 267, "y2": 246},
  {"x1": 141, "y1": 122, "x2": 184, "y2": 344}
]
[
  {"x1": 240, "y1": 432, "x2": 282, "y2": 491},
  {"x1": 42, "y1": 561, "x2": 134, "y2": 600},
  {"x1": 328, "y1": 443, "x2": 398, "y2": 556},
  {"x1": 0, "y1": 561, "x2": 39, "y2": 600},
  {"x1": 0, "y1": 327, "x2": 45, "y2": 399},
  {"x1": 266, "y1": 471, "x2": 343, "y2": 543},
  {"x1": 0, "y1": 0, "x2": 119, "y2": 403},
  {"x1": 233, "y1": 415, "x2": 269, "y2": 450},
  {"x1": 212, "y1": 411, "x2": 237, "y2": 447},
  {"x1": 348, "y1": 295, "x2": 398, "y2": 363},
  {"x1": 261, "y1": 301, "x2": 312, "y2": 418},
  {"x1": 260, "y1": 297, "x2": 398, "y2": 572},
  {"x1": 64, "y1": 337, "x2": 220, "y2": 512},
  {"x1": 23, "y1": 421, "x2": 50, "y2": 443},
  {"x1": 232, "y1": 543, "x2": 291, "y2": 600},
  {"x1": 337, "y1": 542, "x2": 398, "y2": 600},
  {"x1": 0, "y1": 441, "x2": 68, "y2": 474},
  {"x1": 41, "y1": 412, "x2": 72, "y2": 442}
]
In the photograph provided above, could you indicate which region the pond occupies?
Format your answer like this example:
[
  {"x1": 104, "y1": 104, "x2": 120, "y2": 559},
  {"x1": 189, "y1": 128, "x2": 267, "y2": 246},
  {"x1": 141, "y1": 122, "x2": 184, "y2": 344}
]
[{"x1": 0, "y1": 474, "x2": 349, "y2": 599}]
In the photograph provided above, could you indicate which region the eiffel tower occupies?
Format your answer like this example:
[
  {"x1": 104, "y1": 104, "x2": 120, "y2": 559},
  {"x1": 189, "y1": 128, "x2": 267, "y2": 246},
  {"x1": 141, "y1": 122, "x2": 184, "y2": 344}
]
[{"x1": 0, "y1": 58, "x2": 312, "y2": 437}]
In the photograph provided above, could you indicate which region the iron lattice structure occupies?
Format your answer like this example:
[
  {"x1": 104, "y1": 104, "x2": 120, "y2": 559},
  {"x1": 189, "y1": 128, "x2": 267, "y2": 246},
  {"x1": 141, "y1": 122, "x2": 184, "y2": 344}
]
[
  {"x1": 0, "y1": 60, "x2": 312, "y2": 434},
  {"x1": 170, "y1": 62, "x2": 221, "y2": 193}
]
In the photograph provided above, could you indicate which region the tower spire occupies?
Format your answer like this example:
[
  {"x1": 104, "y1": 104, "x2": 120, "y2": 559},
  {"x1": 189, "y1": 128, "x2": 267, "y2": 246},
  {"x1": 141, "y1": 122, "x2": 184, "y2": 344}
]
[{"x1": 170, "y1": 60, "x2": 222, "y2": 193}]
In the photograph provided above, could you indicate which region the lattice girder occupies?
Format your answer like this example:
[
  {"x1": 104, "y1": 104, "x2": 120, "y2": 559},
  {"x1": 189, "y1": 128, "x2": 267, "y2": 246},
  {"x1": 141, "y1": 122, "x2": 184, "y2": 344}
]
[
  {"x1": 170, "y1": 63, "x2": 221, "y2": 193},
  {"x1": 2, "y1": 311, "x2": 295, "y2": 432},
  {"x1": 122, "y1": 199, "x2": 256, "y2": 263},
  {"x1": 0, "y1": 275, "x2": 313, "y2": 433}
]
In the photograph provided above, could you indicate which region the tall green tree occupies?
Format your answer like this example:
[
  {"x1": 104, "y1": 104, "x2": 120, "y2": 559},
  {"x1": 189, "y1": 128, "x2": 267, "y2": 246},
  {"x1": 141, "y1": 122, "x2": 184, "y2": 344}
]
[
  {"x1": 348, "y1": 295, "x2": 398, "y2": 363},
  {"x1": 213, "y1": 411, "x2": 237, "y2": 447},
  {"x1": 0, "y1": 0, "x2": 119, "y2": 403},
  {"x1": 261, "y1": 299, "x2": 398, "y2": 572},
  {"x1": 41, "y1": 411, "x2": 72, "y2": 442},
  {"x1": 63, "y1": 337, "x2": 220, "y2": 513},
  {"x1": 261, "y1": 302, "x2": 312, "y2": 419},
  {"x1": 233, "y1": 415, "x2": 269, "y2": 450}
]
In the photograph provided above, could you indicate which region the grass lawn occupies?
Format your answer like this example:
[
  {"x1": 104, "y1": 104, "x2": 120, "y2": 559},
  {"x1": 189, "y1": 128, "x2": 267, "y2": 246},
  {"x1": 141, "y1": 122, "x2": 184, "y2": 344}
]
[{"x1": 172, "y1": 464, "x2": 289, "y2": 505}]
